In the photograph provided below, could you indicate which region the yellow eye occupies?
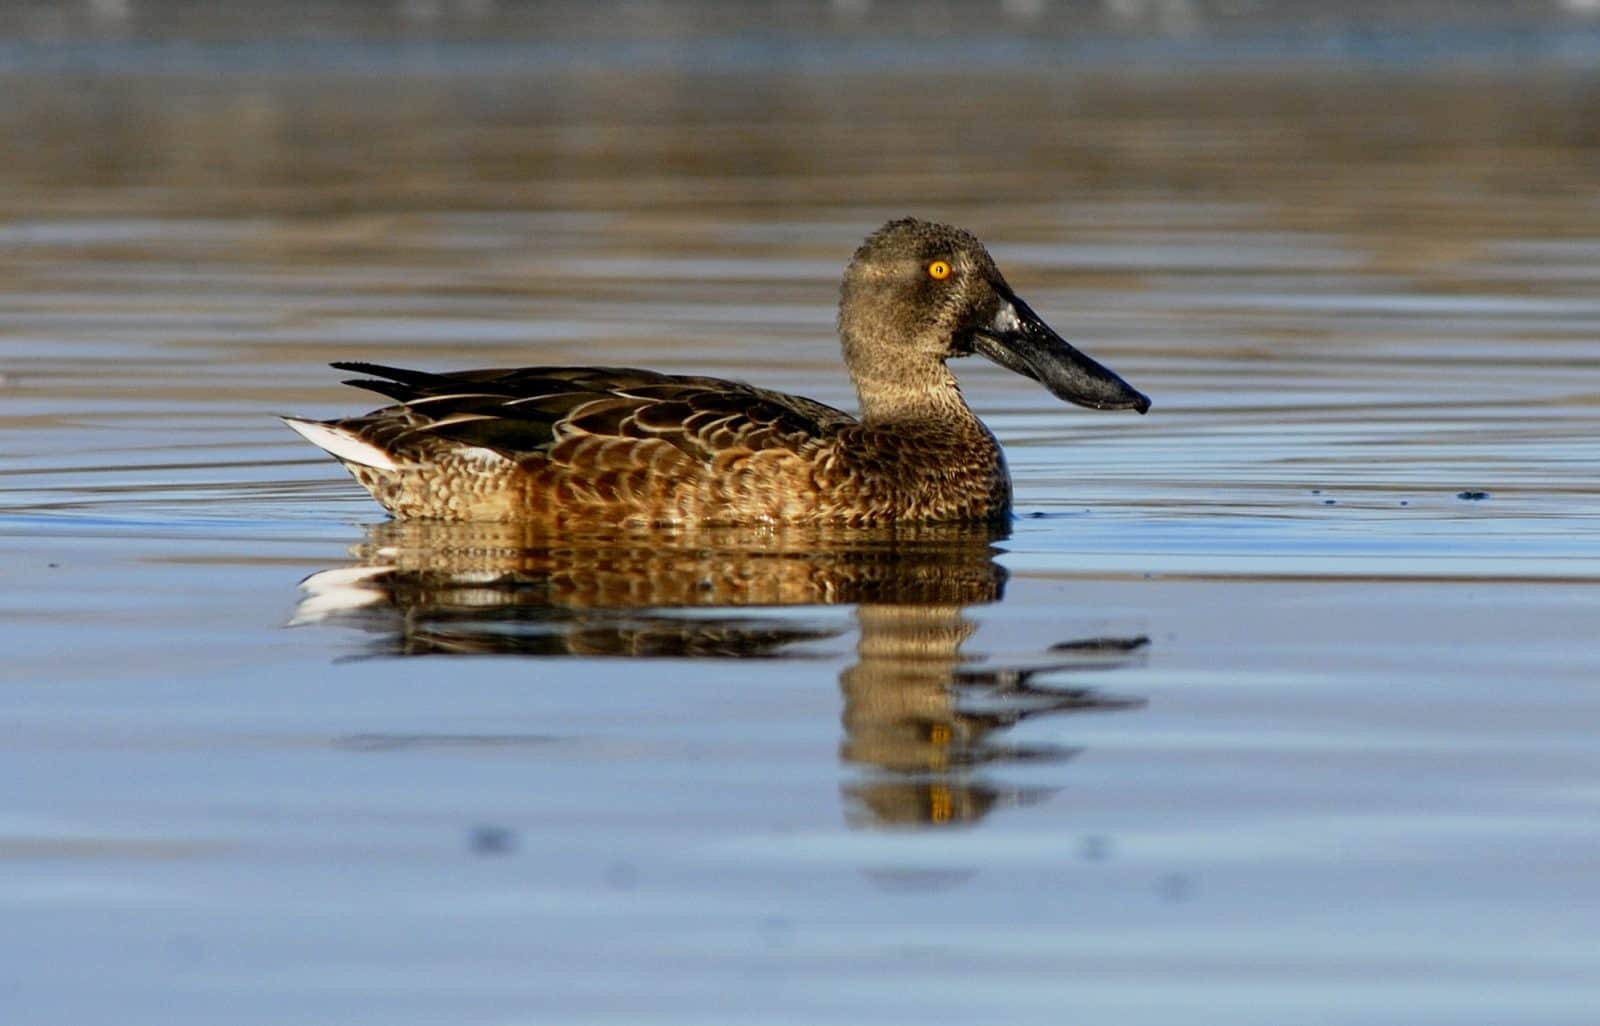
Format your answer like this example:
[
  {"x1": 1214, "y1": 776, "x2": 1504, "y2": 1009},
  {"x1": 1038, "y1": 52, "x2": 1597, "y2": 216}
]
[{"x1": 927, "y1": 260, "x2": 952, "y2": 280}]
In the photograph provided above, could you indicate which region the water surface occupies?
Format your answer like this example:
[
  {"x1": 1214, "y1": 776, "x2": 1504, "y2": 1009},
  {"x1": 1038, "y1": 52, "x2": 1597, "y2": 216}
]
[{"x1": 2, "y1": 63, "x2": 1600, "y2": 1025}]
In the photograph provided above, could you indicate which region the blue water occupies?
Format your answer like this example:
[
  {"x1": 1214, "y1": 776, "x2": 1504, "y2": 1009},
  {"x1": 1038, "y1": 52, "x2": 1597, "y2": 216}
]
[{"x1": 2, "y1": 63, "x2": 1600, "y2": 1025}]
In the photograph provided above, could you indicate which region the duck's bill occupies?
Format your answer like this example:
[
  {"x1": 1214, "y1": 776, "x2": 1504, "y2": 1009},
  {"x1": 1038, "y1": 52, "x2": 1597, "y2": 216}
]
[{"x1": 974, "y1": 294, "x2": 1151, "y2": 413}]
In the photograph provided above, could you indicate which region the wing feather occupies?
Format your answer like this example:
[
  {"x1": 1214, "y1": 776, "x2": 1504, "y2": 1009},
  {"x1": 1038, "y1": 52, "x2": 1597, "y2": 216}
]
[{"x1": 322, "y1": 363, "x2": 855, "y2": 468}]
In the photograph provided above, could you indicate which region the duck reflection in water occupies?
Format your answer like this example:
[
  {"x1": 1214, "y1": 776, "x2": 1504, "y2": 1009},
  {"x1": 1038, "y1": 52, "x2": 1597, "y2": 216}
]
[{"x1": 295, "y1": 521, "x2": 1148, "y2": 829}]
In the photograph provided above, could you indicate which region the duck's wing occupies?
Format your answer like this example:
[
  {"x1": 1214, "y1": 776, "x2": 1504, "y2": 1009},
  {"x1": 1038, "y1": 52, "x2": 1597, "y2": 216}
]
[{"x1": 322, "y1": 361, "x2": 856, "y2": 465}]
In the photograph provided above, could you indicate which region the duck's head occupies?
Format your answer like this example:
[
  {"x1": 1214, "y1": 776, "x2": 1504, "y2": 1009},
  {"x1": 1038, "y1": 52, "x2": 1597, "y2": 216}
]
[{"x1": 839, "y1": 217, "x2": 1150, "y2": 417}]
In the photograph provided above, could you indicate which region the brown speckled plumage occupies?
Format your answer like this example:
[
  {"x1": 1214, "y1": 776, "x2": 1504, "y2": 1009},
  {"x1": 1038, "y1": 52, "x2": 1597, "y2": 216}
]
[{"x1": 285, "y1": 219, "x2": 1149, "y2": 524}]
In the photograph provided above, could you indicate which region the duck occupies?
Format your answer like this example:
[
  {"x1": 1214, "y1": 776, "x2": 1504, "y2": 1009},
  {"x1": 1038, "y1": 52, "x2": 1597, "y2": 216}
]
[{"x1": 283, "y1": 218, "x2": 1149, "y2": 525}]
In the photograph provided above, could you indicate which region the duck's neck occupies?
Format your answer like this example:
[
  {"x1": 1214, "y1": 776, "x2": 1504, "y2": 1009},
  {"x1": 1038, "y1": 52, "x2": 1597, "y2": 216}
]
[
  {"x1": 842, "y1": 327, "x2": 980, "y2": 428},
  {"x1": 851, "y1": 365, "x2": 979, "y2": 426}
]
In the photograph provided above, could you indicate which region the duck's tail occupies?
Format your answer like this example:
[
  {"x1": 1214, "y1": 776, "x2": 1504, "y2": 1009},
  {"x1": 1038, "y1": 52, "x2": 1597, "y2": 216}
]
[{"x1": 281, "y1": 417, "x2": 399, "y2": 471}]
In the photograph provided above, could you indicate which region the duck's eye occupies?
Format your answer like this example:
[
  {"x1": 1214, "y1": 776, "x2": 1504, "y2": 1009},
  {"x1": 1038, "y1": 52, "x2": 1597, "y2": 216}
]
[{"x1": 927, "y1": 260, "x2": 952, "y2": 281}]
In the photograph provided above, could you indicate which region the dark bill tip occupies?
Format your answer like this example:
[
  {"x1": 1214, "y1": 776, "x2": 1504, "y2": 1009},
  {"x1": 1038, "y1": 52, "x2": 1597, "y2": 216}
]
[{"x1": 1109, "y1": 389, "x2": 1152, "y2": 415}]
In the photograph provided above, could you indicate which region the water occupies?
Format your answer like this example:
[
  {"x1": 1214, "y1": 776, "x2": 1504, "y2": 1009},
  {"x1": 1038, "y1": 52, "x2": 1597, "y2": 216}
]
[{"x1": 3, "y1": 61, "x2": 1600, "y2": 1024}]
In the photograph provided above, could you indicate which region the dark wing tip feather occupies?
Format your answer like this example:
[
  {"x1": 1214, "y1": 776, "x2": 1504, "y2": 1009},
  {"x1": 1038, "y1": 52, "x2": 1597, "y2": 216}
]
[
  {"x1": 341, "y1": 377, "x2": 420, "y2": 403},
  {"x1": 329, "y1": 361, "x2": 437, "y2": 383}
]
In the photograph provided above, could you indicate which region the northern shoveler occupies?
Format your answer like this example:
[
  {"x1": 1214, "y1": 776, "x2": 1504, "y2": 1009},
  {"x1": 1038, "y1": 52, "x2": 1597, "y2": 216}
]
[{"x1": 284, "y1": 218, "x2": 1149, "y2": 524}]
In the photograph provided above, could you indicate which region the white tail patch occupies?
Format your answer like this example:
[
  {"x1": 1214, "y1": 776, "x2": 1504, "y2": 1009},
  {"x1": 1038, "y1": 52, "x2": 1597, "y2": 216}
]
[{"x1": 282, "y1": 418, "x2": 399, "y2": 471}]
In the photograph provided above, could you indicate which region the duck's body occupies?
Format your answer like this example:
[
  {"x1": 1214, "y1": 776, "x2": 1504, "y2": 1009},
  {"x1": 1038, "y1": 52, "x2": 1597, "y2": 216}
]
[
  {"x1": 285, "y1": 219, "x2": 1148, "y2": 525},
  {"x1": 290, "y1": 362, "x2": 1010, "y2": 524}
]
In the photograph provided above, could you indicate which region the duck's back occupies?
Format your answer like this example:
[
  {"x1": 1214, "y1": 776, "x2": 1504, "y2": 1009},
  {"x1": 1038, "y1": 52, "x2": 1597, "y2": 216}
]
[{"x1": 286, "y1": 362, "x2": 861, "y2": 523}]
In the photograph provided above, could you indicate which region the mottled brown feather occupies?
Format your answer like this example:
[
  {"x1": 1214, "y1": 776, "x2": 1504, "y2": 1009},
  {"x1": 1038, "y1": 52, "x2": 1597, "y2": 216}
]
[{"x1": 297, "y1": 358, "x2": 1012, "y2": 524}]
